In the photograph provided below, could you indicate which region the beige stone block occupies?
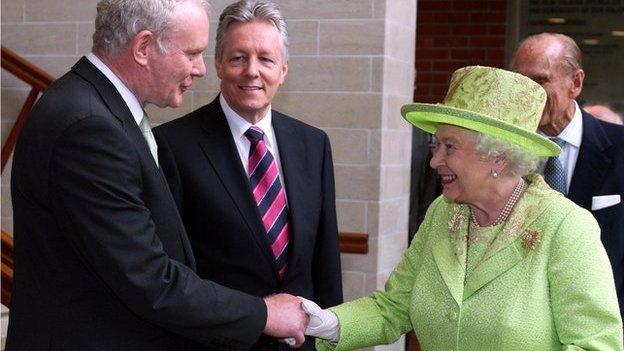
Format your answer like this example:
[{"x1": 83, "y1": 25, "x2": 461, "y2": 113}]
[
  {"x1": 385, "y1": 0, "x2": 415, "y2": 27},
  {"x1": 282, "y1": 57, "x2": 370, "y2": 92},
  {"x1": 288, "y1": 21, "x2": 318, "y2": 56},
  {"x1": 325, "y1": 128, "x2": 368, "y2": 164},
  {"x1": 2, "y1": 69, "x2": 29, "y2": 89},
  {"x1": 1, "y1": 122, "x2": 13, "y2": 150},
  {"x1": 383, "y1": 94, "x2": 413, "y2": 130},
  {"x1": 373, "y1": 0, "x2": 386, "y2": 18},
  {"x1": 335, "y1": 165, "x2": 379, "y2": 201},
  {"x1": 378, "y1": 197, "x2": 410, "y2": 236},
  {"x1": 145, "y1": 91, "x2": 195, "y2": 124},
  {"x1": 1, "y1": 0, "x2": 24, "y2": 23},
  {"x1": 341, "y1": 271, "x2": 366, "y2": 301},
  {"x1": 28, "y1": 56, "x2": 80, "y2": 78},
  {"x1": 381, "y1": 130, "x2": 412, "y2": 165},
  {"x1": 206, "y1": 22, "x2": 217, "y2": 57},
  {"x1": 382, "y1": 58, "x2": 414, "y2": 96},
  {"x1": 372, "y1": 57, "x2": 383, "y2": 92},
  {"x1": 1, "y1": 217, "x2": 13, "y2": 235},
  {"x1": 1, "y1": 24, "x2": 76, "y2": 55},
  {"x1": 1, "y1": 185, "x2": 13, "y2": 219},
  {"x1": 1, "y1": 155, "x2": 12, "y2": 186},
  {"x1": 336, "y1": 200, "x2": 366, "y2": 233},
  {"x1": 379, "y1": 165, "x2": 410, "y2": 199},
  {"x1": 320, "y1": 20, "x2": 384, "y2": 55},
  {"x1": 280, "y1": 0, "x2": 373, "y2": 20},
  {"x1": 25, "y1": 0, "x2": 96, "y2": 22},
  {"x1": 385, "y1": 22, "x2": 415, "y2": 63},
  {"x1": 368, "y1": 130, "x2": 382, "y2": 166},
  {"x1": 366, "y1": 201, "x2": 379, "y2": 237},
  {"x1": 340, "y1": 238, "x2": 377, "y2": 273},
  {"x1": 378, "y1": 232, "x2": 408, "y2": 271},
  {"x1": 206, "y1": 0, "x2": 232, "y2": 20},
  {"x1": 1, "y1": 89, "x2": 29, "y2": 124},
  {"x1": 272, "y1": 92, "x2": 382, "y2": 129},
  {"x1": 78, "y1": 23, "x2": 95, "y2": 55}
]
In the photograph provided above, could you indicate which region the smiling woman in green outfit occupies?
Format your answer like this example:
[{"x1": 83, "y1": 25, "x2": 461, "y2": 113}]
[{"x1": 301, "y1": 66, "x2": 623, "y2": 351}]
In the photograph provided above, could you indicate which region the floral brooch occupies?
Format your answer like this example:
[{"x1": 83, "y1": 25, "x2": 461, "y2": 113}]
[{"x1": 522, "y1": 229, "x2": 541, "y2": 252}]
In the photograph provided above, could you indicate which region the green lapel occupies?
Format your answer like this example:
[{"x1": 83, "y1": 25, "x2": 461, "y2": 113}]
[
  {"x1": 463, "y1": 239, "x2": 523, "y2": 298},
  {"x1": 432, "y1": 239, "x2": 466, "y2": 306},
  {"x1": 433, "y1": 203, "x2": 469, "y2": 306}
]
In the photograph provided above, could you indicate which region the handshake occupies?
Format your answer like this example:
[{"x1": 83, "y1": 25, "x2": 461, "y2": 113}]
[{"x1": 263, "y1": 294, "x2": 339, "y2": 348}]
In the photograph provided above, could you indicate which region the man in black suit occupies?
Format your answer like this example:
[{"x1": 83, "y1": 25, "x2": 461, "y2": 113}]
[
  {"x1": 154, "y1": 1, "x2": 343, "y2": 349},
  {"x1": 6, "y1": 1, "x2": 307, "y2": 350},
  {"x1": 512, "y1": 32, "x2": 624, "y2": 319}
]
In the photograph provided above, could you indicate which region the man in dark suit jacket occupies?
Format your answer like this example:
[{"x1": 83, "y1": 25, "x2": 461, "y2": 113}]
[
  {"x1": 513, "y1": 32, "x2": 624, "y2": 319},
  {"x1": 6, "y1": 1, "x2": 307, "y2": 350},
  {"x1": 155, "y1": 1, "x2": 343, "y2": 349}
]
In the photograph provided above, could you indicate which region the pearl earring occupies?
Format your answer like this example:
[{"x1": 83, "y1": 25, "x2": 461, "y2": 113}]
[{"x1": 491, "y1": 170, "x2": 498, "y2": 178}]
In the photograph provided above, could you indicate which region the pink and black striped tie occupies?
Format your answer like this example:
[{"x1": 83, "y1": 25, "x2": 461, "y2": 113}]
[{"x1": 245, "y1": 127, "x2": 290, "y2": 279}]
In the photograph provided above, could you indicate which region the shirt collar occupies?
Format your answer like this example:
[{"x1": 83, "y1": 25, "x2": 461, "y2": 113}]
[
  {"x1": 220, "y1": 93, "x2": 274, "y2": 147},
  {"x1": 86, "y1": 53, "x2": 144, "y2": 126},
  {"x1": 556, "y1": 100, "x2": 583, "y2": 148}
]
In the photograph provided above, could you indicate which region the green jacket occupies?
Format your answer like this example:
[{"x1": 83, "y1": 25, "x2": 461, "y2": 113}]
[{"x1": 320, "y1": 175, "x2": 622, "y2": 351}]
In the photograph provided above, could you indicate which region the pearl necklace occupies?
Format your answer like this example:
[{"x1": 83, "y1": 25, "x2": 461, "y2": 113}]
[{"x1": 471, "y1": 178, "x2": 527, "y2": 227}]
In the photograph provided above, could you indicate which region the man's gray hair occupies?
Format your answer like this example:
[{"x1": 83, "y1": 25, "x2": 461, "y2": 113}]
[
  {"x1": 215, "y1": 0, "x2": 289, "y2": 60},
  {"x1": 92, "y1": 0, "x2": 207, "y2": 58},
  {"x1": 472, "y1": 132, "x2": 541, "y2": 177},
  {"x1": 512, "y1": 32, "x2": 583, "y2": 77}
]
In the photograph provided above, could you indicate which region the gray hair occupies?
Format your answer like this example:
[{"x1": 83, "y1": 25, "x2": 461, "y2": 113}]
[
  {"x1": 92, "y1": 0, "x2": 208, "y2": 58},
  {"x1": 512, "y1": 33, "x2": 583, "y2": 77},
  {"x1": 472, "y1": 132, "x2": 541, "y2": 177},
  {"x1": 215, "y1": 0, "x2": 289, "y2": 60}
]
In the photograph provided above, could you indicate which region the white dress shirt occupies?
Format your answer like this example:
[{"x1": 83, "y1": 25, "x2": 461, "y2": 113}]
[
  {"x1": 86, "y1": 53, "x2": 143, "y2": 127},
  {"x1": 553, "y1": 101, "x2": 583, "y2": 193},
  {"x1": 220, "y1": 94, "x2": 288, "y2": 200}
]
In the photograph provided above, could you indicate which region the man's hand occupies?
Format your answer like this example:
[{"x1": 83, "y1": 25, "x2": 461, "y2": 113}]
[{"x1": 264, "y1": 294, "x2": 308, "y2": 347}]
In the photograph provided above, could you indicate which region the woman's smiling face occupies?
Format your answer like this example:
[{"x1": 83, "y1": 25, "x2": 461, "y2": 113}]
[{"x1": 429, "y1": 124, "x2": 494, "y2": 205}]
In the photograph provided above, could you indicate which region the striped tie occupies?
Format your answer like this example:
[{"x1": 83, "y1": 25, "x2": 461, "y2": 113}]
[{"x1": 245, "y1": 127, "x2": 290, "y2": 279}]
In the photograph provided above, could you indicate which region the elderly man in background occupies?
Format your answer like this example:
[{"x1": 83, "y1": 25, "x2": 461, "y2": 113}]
[
  {"x1": 584, "y1": 103, "x2": 624, "y2": 125},
  {"x1": 512, "y1": 32, "x2": 624, "y2": 320},
  {"x1": 6, "y1": 1, "x2": 307, "y2": 350},
  {"x1": 154, "y1": 0, "x2": 343, "y2": 350}
]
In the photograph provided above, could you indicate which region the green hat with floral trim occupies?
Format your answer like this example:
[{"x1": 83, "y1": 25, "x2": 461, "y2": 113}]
[{"x1": 401, "y1": 66, "x2": 561, "y2": 157}]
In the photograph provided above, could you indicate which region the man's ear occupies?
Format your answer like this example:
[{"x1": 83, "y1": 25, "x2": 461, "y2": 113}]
[
  {"x1": 569, "y1": 68, "x2": 585, "y2": 99},
  {"x1": 131, "y1": 30, "x2": 155, "y2": 67}
]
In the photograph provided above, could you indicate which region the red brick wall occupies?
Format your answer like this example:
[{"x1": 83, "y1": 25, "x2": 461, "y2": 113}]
[{"x1": 415, "y1": 0, "x2": 508, "y2": 103}]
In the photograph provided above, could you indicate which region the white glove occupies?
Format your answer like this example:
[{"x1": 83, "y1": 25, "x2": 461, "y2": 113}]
[{"x1": 300, "y1": 297, "x2": 340, "y2": 343}]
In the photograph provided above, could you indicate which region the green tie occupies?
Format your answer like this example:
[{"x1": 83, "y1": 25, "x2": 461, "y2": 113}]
[{"x1": 139, "y1": 113, "x2": 159, "y2": 167}]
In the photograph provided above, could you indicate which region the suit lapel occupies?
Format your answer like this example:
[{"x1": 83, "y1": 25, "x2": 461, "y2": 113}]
[
  {"x1": 568, "y1": 111, "x2": 612, "y2": 209},
  {"x1": 272, "y1": 115, "x2": 308, "y2": 280},
  {"x1": 71, "y1": 57, "x2": 194, "y2": 266},
  {"x1": 432, "y1": 203, "x2": 468, "y2": 306},
  {"x1": 432, "y1": 239, "x2": 465, "y2": 306},
  {"x1": 197, "y1": 99, "x2": 278, "y2": 274}
]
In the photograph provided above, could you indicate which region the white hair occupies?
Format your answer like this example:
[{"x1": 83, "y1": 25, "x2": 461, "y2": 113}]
[
  {"x1": 215, "y1": 0, "x2": 289, "y2": 60},
  {"x1": 473, "y1": 132, "x2": 542, "y2": 177},
  {"x1": 92, "y1": 0, "x2": 208, "y2": 58}
]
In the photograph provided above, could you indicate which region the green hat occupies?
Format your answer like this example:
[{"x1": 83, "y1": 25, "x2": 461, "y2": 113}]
[{"x1": 401, "y1": 66, "x2": 561, "y2": 157}]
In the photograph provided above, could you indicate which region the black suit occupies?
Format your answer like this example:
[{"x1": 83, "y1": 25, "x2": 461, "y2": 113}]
[
  {"x1": 6, "y1": 58, "x2": 266, "y2": 351},
  {"x1": 154, "y1": 96, "x2": 343, "y2": 350},
  {"x1": 568, "y1": 109, "x2": 624, "y2": 318}
]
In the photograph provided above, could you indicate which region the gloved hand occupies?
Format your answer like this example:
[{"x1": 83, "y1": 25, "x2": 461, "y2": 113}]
[{"x1": 299, "y1": 297, "x2": 340, "y2": 343}]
